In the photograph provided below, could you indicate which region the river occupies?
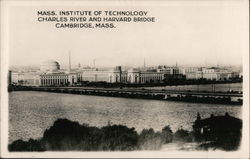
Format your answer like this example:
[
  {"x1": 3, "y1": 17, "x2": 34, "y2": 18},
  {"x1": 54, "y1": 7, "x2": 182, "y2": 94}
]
[{"x1": 9, "y1": 88, "x2": 242, "y2": 143}]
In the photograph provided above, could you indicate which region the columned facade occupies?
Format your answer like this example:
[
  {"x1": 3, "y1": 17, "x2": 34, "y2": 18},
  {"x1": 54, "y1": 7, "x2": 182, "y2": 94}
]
[{"x1": 40, "y1": 73, "x2": 68, "y2": 86}]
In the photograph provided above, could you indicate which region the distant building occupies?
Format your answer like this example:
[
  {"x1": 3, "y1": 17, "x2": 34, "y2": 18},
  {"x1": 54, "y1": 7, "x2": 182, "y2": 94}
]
[
  {"x1": 157, "y1": 65, "x2": 180, "y2": 75},
  {"x1": 127, "y1": 68, "x2": 164, "y2": 84},
  {"x1": 9, "y1": 59, "x2": 241, "y2": 86},
  {"x1": 80, "y1": 70, "x2": 112, "y2": 82},
  {"x1": 183, "y1": 67, "x2": 202, "y2": 80},
  {"x1": 139, "y1": 71, "x2": 164, "y2": 83},
  {"x1": 11, "y1": 72, "x2": 41, "y2": 86},
  {"x1": 202, "y1": 68, "x2": 218, "y2": 80},
  {"x1": 39, "y1": 60, "x2": 79, "y2": 86},
  {"x1": 40, "y1": 73, "x2": 69, "y2": 86},
  {"x1": 78, "y1": 66, "x2": 126, "y2": 83},
  {"x1": 184, "y1": 67, "x2": 233, "y2": 80},
  {"x1": 157, "y1": 65, "x2": 186, "y2": 82},
  {"x1": 186, "y1": 71, "x2": 203, "y2": 80},
  {"x1": 10, "y1": 60, "x2": 75, "y2": 86},
  {"x1": 79, "y1": 66, "x2": 164, "y2": 84}
]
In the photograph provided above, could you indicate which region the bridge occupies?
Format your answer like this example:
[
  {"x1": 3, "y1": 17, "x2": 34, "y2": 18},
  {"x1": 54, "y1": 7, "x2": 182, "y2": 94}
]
[
  {"x1": 9, "y1": 86, "x2": 242, "y2": 105},
  {"x1": 30, "y1": 86, "x2": 242, "y2": 97}
]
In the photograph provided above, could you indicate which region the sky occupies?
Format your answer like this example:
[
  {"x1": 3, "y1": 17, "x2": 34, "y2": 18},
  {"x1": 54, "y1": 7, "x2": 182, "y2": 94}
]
[{"x1": 7, "y1": 0, "x2": 247, "y2": 67}]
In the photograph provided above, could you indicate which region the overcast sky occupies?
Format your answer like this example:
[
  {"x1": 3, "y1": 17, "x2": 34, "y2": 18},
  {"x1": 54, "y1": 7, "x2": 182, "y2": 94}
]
[{"x1": 7, "y1": 0, "x2": 247, "y2": 67}]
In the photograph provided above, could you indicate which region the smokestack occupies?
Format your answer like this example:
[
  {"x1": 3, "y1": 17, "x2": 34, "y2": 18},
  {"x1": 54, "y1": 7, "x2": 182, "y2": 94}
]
[
  {"x1": 144, "y1": 58, "x2": 146, "y2": 67},
  {"x1": 69, "y1": 51, "x2": 71, "y2": 72}
]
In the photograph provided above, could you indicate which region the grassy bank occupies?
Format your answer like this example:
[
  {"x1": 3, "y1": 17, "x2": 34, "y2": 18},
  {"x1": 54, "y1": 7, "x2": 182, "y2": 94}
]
[{"x1": 9, "y1": 114, "x2": 242, "y2": 151}]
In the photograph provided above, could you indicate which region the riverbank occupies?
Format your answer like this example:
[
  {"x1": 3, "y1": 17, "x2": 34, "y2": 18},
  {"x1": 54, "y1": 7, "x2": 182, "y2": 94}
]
[{"x1": 9, "y1": 113, "x2": 242, "y2": 151}]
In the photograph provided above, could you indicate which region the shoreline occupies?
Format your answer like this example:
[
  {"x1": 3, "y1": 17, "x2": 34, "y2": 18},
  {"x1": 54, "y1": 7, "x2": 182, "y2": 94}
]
[{"x1": 9, "y1": 113, "x2": 242, "y2": 151}]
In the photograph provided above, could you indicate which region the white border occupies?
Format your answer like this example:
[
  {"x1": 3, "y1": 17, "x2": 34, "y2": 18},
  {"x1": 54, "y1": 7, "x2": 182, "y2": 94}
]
[{"x1": 1, "y1": 0, "x2": 249, "y2": 158}]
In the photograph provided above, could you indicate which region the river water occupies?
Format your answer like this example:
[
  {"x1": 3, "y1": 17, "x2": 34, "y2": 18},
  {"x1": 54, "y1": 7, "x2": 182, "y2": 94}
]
[{"x1": 9, "y1": 84, "x2": 242, "y2": 143}]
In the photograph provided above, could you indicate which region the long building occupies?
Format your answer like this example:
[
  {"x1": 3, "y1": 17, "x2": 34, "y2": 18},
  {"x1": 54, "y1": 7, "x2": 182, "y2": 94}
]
[
  {"x1": 11, "y1": 72, "x2": 41, "y2": 86},
  {"x1": 127, "y1": 68, "x2": 164, "y2": 83},
  {"x1": 185, "y1": 67, "x2": 232, "y2": 80},
  {"x1": 10, "y1": 60, "x2": 78, "y2": 86},
  {"x1": 9, "y1": 60, "x2": 166, "y2": 86},
  {"x1": 79, "y1": 66, "x2": 127, "y2": 83},
  {"x1": 9, "y1": 60, "x2": 240, "y2": 86}
]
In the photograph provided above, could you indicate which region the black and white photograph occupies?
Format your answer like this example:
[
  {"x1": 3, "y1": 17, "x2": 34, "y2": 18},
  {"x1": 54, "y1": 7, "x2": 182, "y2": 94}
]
[{"x1": 0, "y1": 0, "x2": 249, "y2": 158}]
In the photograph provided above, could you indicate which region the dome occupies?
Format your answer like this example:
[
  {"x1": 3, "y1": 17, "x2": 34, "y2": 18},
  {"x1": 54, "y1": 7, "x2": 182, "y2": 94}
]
[{"x1": 40, "y1": 60, "x2": 60, "y2": 72}]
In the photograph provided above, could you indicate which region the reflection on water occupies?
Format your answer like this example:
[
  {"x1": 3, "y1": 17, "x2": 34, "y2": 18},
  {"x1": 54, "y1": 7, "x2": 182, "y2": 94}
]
[{"x1": 9, "y1": 90, "x2": 241, "y2": 143}]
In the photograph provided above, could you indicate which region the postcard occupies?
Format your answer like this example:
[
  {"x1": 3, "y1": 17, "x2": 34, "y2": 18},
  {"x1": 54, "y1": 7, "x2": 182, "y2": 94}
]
[{"x1": 0, "y1": 0, "x2": 249, "y2": 158}]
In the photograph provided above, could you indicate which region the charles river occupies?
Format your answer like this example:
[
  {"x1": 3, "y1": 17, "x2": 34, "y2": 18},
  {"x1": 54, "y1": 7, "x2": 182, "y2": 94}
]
[{"x1": 9, "y1": 83, "x2": 242, "y2": 144}]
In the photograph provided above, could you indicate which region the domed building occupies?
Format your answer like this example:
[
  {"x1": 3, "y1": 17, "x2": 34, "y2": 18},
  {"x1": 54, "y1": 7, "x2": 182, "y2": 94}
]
[{"x1": 40, "y1": 60, "x2": 60, "y2": 72}]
